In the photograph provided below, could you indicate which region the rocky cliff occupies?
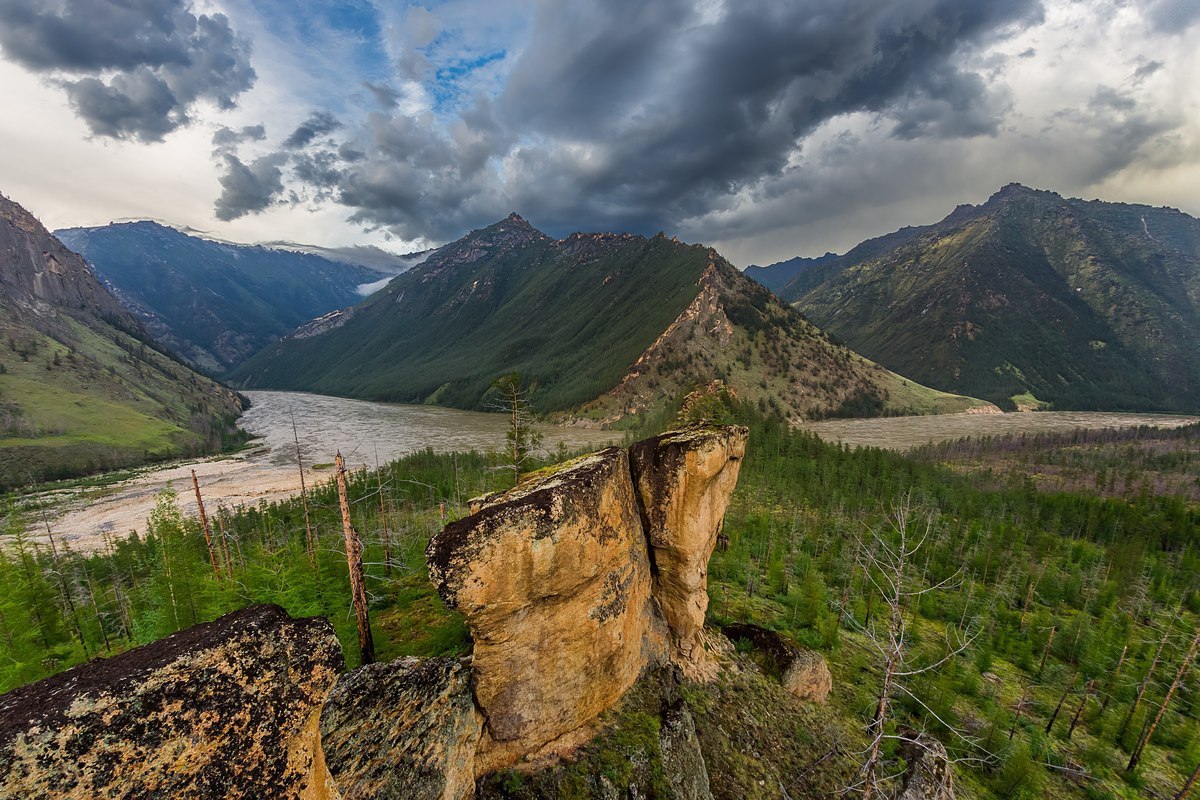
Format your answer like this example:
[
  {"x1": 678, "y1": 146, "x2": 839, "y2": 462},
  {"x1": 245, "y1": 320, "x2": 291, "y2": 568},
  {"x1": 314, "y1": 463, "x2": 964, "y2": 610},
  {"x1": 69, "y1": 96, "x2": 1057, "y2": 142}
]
[
  {"x1": 0, "y1": 604, "x2": 342, "y2": 799},
  {"x1": 425, "y1": 423, "x2": 746, "y2": 781}
]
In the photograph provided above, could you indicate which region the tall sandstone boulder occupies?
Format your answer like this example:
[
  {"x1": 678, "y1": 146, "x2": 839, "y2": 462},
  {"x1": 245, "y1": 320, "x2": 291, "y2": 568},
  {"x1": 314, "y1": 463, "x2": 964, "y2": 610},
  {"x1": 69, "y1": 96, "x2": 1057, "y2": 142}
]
[
  {"x1": 427, "y1": 424, "x2": 747, "y2": 778},
  {"x1": 630, "y1": 426, "x2": 747, "y2": 679},
  {"x1": 428, "y1": 447, "x2": 668, "y2": 774},
  {"x1": 0, "y1": 604, "x2": 342, "y2": 800}
]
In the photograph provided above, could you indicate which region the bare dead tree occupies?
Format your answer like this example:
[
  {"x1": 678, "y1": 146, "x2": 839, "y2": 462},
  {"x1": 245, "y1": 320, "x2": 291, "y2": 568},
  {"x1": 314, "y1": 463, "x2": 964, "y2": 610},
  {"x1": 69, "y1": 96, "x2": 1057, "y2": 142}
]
[
  {"x1": 1120, "y1": 615, "x2": 1174, "y2": 741},
  {"x1": 292, "y1": 410, "x2": 316, "y2": 568},
  {"x1": 190, "y1": 470, "x2": 223, "y2": 582},
  {"x1": 845, "y1": 493, "x2": 977, "y2": 799},
  {"x1": 1099, "y1": 644, "x2": 1128, "y2": 715},
  {"x1": 1128, "y1": 625, "x2": 1200, "y2": 771},
  {"x1": 336, "y1": 452, "x2": 375, "y2": 665},
  {"x1": 375, "y1": 445, "x2": 391, "y2": 576}
]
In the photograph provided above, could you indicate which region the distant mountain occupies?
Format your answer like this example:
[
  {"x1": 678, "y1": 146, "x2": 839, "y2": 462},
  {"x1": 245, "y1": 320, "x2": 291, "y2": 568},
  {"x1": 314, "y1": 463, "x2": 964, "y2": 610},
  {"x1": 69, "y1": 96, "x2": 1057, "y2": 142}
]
[
  {"x1": 54, "y1": 222, "x2": 390, "y2": 374},
  {"x1": 232, "y1": 214, "x2": 985, "y2": 424},
  {"x1": 782, "y1": 184, "x2": 1200, "y2": 412},
  {"x1": 743, "y1": 252, "x2": 836, "y2": 292},
  {"x1": 0, "y1": 194, "x2": 245, "y2": 488}
]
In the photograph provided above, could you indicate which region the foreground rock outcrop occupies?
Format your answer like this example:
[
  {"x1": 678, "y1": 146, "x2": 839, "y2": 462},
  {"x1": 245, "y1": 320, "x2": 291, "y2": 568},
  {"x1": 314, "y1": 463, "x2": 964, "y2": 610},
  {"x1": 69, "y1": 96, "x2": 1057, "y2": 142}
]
[
  {"x1": 429, "y1": 447, "x2": 668, "y2": 773},
  {"x1": 0, "y1": 604, "x2": 342, "y2": 800},
  {"x1": 895, "y1": 733, "x2": 955, "y2": 800},
  {"x1": 723, "y1": 622, "x2": 832, "y2": 703},
  {"x1": 631, "y1": 426, "x2": 746, "y2": 679},
  {"x1": 427, "y1": 423, "x2": 747, "y2": 779},
  {"x1": 319, "y1": 657, "x2": 482, "y2": 800}
]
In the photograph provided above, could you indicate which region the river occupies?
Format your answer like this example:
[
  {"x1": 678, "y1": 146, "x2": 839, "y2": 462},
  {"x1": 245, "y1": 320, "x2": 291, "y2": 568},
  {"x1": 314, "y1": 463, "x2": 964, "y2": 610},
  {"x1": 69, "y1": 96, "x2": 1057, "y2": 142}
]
[
  {"x1": 37, "y1": 391, "x2": 619, "y2": 552},
  {"x1": 35, "y1": 394, "x2": 1198, "y2": 552}
]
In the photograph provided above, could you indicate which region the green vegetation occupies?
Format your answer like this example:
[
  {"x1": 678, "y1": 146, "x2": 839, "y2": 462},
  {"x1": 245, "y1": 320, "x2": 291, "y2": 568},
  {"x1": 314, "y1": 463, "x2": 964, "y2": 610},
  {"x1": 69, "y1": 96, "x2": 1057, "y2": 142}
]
[
  {"x1": 3, "y1": 396, "x2": 1199, "y2": 797},
  {"x1": 0, "y1": 317, "x2": 246, "y2": 489},
  {"x1": 0, "y1": 195, "x2": 246, "y2": 489},
  {"x1": 233, "y1": 220, "x2": 714, "y2": 413},
  {"x1": 772, "y1": 184, "x2": 1200, "y2": 413},
  {"x1": 56, "y1": 221, "x2": 385, "y2": 374},
  {"x1": 234, "y1": 216, "x2": 981, "y2": 424}
]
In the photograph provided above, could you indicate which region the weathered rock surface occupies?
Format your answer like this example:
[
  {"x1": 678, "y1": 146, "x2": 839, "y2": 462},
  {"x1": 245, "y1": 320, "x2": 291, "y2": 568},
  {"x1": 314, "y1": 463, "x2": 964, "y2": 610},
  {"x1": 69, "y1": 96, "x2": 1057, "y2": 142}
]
[
  {"x1": 428, "y1": 447, "x2": 667, "y2": 774},
  {"x1": 631, "y1": 425, "x2": 748, "y2": 678},
  {"x1": 475, "y1": 666, "x2": 712, "y2": 800},
  {"x1": 894, "y1": 733, "x2": 955, "y2": 800},
  {"x1": 0, "y1": 604, "x2": 343, "y2": 800},
  {"x1": 723, "y1": 622, "x2": 832, "y2": 703},
  {"x1": 319, "y1": 656, "x2": 482, "y2": 800}
]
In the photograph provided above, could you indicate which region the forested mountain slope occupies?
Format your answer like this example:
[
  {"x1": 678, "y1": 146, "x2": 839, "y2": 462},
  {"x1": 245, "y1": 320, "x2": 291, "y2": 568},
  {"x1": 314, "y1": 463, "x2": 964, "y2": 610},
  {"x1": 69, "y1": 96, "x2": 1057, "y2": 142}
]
[
  {"x1": 775, "y1": 185, "x2": 1200, "y2": 412},
  {"x1": 233, "y1": 214, "x2": 984, "y2": 424},
  {"x1": 55, "y1": 221, "x2": 388, "y2": 373},
  {"x1": 0, "y1": 194, "x2": 245, "y2": 488}
]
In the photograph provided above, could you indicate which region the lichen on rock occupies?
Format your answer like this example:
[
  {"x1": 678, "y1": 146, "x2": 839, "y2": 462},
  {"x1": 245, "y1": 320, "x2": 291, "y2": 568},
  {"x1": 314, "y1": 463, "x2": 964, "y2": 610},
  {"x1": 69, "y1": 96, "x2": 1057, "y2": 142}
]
[
  {"x1": 0, "y1": 604, "x2": 343, "y2": 800},
  {"x1": 319, "y1": 656, "x2": 482, "y2": 800}
]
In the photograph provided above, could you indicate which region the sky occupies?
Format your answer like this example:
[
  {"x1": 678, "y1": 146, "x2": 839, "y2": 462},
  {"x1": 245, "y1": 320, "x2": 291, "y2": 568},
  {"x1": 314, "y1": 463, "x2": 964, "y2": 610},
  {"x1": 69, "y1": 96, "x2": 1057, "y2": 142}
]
[{"x1": 0, "y1": 0, "x2": 1197, "y2": 268}]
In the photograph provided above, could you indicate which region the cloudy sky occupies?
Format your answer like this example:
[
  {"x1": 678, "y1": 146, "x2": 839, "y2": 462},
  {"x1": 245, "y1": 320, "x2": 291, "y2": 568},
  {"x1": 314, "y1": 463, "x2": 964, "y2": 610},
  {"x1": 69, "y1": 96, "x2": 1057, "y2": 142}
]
[{"x1": 1, "y1": 0, "x2": 1197, "y2": 267}]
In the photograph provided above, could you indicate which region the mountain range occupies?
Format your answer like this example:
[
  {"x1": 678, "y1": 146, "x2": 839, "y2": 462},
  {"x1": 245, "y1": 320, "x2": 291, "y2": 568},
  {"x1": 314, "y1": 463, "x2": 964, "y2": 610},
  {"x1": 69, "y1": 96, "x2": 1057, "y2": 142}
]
[
  {"x1": 231, "y1": 215, "x2": 984, "y2": 424},
  {"x1": 55, "y1": 222, "x2": 398, "y2": 374},
  {"x1": 0, "y1": 194, "x2": 245, "y2": 488},
  {"x1": 751, "y1": 184, "x2": 1200, "y2": 412}
]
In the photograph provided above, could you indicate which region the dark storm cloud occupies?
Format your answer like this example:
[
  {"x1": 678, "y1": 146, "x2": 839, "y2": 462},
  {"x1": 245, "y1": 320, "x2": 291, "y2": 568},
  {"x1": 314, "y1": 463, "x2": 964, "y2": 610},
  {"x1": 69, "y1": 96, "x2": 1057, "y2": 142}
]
[
  {"x1": 327, "y1": 0, "x2": 1044, "y2": 242},
  {"x1": 283, "y1": 111, "x2": 343, "y2": 149},
  {"x1": 212, "y1": 124, "x2": 267, "y2": 154},
  {"x1": 0, "y1": 0, "x2": 254, "y2": 142},
  {"x1": 214, "y1": 153, "x2": 288, "y2": 221}
]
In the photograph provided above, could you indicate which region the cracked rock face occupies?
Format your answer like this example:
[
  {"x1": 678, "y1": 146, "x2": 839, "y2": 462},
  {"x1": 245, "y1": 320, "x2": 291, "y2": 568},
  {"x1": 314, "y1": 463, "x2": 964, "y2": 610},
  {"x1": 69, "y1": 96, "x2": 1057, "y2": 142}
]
[
  {"x1": 428, "y1": 447, "x2": 666, "y2": 774},
  {"x1": 319, "y1": 657, "x2": 482, "y2": 800},
  {"x1": 631, "y1": 425, "x2": 748, "y2": 679},
  {"x1": 427, "y1": 426, "x2": 746, "y2": 779},
  {"x1": 0, "y1": 604, "x2": 343, "y2": 800}
]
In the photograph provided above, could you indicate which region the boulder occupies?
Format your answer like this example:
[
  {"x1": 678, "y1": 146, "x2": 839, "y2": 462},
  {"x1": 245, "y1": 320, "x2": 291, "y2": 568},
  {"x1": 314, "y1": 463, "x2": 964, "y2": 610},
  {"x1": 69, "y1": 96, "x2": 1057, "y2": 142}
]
[
  {"x1": 894, "y1": 733, "x2": 955, "y2": 800},
  {"x1": 630, "y1": 424, "x2": 747, "y2": 679},
  {"x1": 0, "y1": 604, "x2": 343, "y2": 800},
  {"x1": 427, "y1": 448, "x2": 666, "y2": 774},
  {"x1": 722, "y1": 622, "x2": 832, "y2": 703},
  {"x1": 319, "y1": 656, "x2": 482, "y2": 800}
]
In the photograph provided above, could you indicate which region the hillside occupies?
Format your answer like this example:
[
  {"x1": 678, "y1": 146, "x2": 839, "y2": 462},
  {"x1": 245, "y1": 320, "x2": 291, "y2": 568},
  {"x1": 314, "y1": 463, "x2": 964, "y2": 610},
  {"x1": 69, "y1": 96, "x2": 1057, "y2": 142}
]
[
  {"x1": 773, "y1": 185, "x2": 1200, "y2": 412},
  {"x1": 55, "y1": 222, "x2": 390, "y2": 374},
  {"x1": 0, "y1": 194, "x2": 245, "y2": 488},
  {"x1": 233, "y1": 214, "x2": 985, "y2": 424}
]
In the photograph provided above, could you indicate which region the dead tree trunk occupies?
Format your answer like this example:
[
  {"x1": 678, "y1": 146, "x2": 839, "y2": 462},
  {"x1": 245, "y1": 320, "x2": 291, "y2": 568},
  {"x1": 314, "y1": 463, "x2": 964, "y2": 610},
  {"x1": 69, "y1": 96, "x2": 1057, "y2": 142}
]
[
  {"x1": 1128, "y1": 626, "x2": 1200, "y2": 771},
  {"x1": 41, "y1": 517, "x2": 88, "y2": 657},
  {"x1": 337, "y1": 452, "x2": 375, "y2": 666},
  {"x1": 1100, "y1": 644, "x2": 1128, "y2": 714},
  {"x1": 1121, "y1": 621, "x2": 1173, "y2": 741},
  {"x1": 375, "y1": 446, "x2": 391, "y2": 577},
  {"x1": 292, "y1": 411, "x2": 316, "y2": 568},
  {"x1": 1046, "y1": 673, "x2": 1076, "y2": 734},
  {"x1": 1038, "y1": 625, "x2": 1056, "y2": 678},
  {"x1": 1175, "y1": 761, "x2": 1200, "y2": 800},
  {"x1": 1067, "y1": 678, "x2": 1095, "y2": 738},
  {"x1": 190, "y1": 470, "x2": 222, "y2": 581}
]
